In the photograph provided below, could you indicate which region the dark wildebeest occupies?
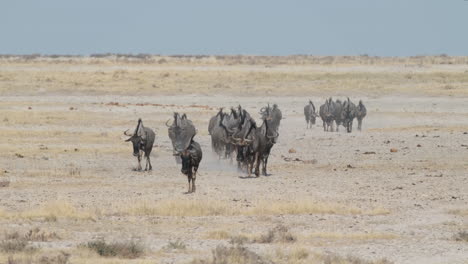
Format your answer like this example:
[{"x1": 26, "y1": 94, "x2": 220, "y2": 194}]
[
  {"x1": 332, "y1": 99, "x2": 344, "y2": 132},
  {"x1": 319, "y1": 98, "x2": 335, "y2": 132},
  {"x1": 304, "y1": 100, "x2": 318, "y2": 129},
  {"x1": 168, "y1": 113, "x2": 202, "y2": 193},
  {"x1": 124, "y1": 118, "x2": 155, "y2": 171},
  {"x1": 356, "y1": 100, "x2": 367, "y2": 131},
  {"x1": 234, "y1": 106, "x2": 278, "y2": 177},
  {"x1": 341, "y1": 98, "x2": 357, "y2": 133}
]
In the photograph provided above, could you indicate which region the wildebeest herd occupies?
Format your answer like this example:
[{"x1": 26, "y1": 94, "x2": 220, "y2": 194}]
[
  {"x1": 306, "y1": 98, "x2": 367, "y2": 132},
  {"x1": 124, "y1": 99, "x2": 365, "y2": 193}
]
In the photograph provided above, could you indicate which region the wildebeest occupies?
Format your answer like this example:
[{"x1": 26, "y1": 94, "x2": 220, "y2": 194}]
[
  {"x1": 319, "y1": 98, "x2": 335, "y2": 132},
  {"x1": 356, "y1": 100, "x2": 367, "y2": 131},
  {"x1": 124, "y1": 118, "x2": 155, "y2": 171},
  {"x1": 332, "y1": 99, "x2": 344, "y2": 132},
  {"x1": 341, "y1": 98, "x2": 357, "y2": 133},
  {"x1": 209, "y1": 109, "x2": 230, "y2": 158},
  {"x1": 168, "y1": 113, "x2": 202, "y2": 193},
  {"x1": 304, "y1": 100, "x2": 318, "y2": 129},
  {"x1": 208, "y1": 107, "x2": 244, "y2": 160},
  {"x1": 234, "y1": 106, "x2": 278, "y2": 177}
]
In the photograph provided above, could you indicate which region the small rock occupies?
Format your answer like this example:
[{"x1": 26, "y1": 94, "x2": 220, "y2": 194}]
[
  {"x1": 28, "y1": 106, "x2": 32, "y2": 110},
  {"x1": 390, "y1": 148, "x2": 398, "y2": 153},
  {"x1": 15, "y1": 153, "x2": 24, "y2": 158},
  {"x1": 363, "y1": 151, "x2": 376, "y2": 154},
  {"x1": 417, "y1": 144, "x2": 422, "y2": 147},
  {"x1": 347, "y1": 164, "x2": 354, "y2": 169},
  {"x1": 288, "y1": 148, "x2": 296, "y2": 153}
]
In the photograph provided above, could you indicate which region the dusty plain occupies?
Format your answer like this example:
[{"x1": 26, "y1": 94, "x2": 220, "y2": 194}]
[{"x1": 0, "y1": 55, "x2": 467, "y2": 264}]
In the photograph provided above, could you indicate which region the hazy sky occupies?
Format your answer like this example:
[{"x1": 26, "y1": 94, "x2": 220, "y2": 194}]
[{"x1": 1, "y1": 0, "x2": 467, "y2": 56}]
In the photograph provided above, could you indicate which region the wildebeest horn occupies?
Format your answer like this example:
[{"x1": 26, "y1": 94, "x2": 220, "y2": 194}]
[
  {"x1": 123, "y1": 129, "x2": 133, "y2": 136},
  {"x1": 165, "y1": 119, "x2": 172, "y2": 127}
]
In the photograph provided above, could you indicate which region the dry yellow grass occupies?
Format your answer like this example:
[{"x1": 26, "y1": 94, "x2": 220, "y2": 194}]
[
  {"x1": 0, "y1": 201, "x2": 95, "y2": 221},
  {"x1": 2, "y1": 56, "x2": 468, "y2": 96},
  {"x1": 118, "y1": 199, "x2": 389, "y2": 217},
  {"x1": 205, "y1": 230, "x2": 231, "y2": 240}
]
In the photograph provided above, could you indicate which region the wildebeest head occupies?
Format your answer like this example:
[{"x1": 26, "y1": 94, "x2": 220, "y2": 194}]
[
  {"x1": 306, "y1": 100, "x2": 318, "y2": 124},
  {"x1": 167, "y1": 113, "x2": 196, "y2": 153},
  {"x1": 124, "y1": 118, "x2": 146, "y2": 157}
]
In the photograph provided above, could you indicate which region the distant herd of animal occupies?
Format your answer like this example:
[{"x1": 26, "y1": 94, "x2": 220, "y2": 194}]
[{"x1": 123, "y1": 99, "x2": 366, "y2": 193}]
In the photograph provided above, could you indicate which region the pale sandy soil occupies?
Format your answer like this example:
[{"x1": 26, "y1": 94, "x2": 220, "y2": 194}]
[{"x1": 0, "y1": 58, "x2": 467, "y2": 264}]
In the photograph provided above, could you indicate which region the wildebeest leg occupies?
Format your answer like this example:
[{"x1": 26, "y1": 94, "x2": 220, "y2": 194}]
[
  {"x1": 358, "y1": 118, "x2": 362, "y2": 131},
  {"x1": 323, "y1": 120, "x2": 326, "y2": 131},
  {"x1": 262, "y1": 154, "x2": 269, "y2": 176},
  {"x1": 137, "y1": 155, "x2": 142, "y2": 171},
  {"x1": 187, "y1": 172, "x2": 192, "y2": 193},
  {"x1": 192, "y1": 167, "x2": 197, "y2": 193},
  {"x1": 254, "y1": 153, "x2": 261, "y2": 177},
  {"x1": 146, "y1": 155, "x2": 152, "y2": 171}
]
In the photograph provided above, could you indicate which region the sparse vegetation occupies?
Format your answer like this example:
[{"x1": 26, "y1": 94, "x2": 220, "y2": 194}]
[
  {"x1": 164, "y1": 239, "x2": 187, "y2": 251},
  {"x1": 192, "y1": 244, "x2": 271, "y2": 264},
  {"x1": 321, "y1": 253, "x2": 393, "y2": 264},
  {"x1": 83, "y1": 240, "x2": 144, "y2": 259},
  {"x1": 205, "y1": 230, "x2": 231, "y2": 240},
  {"x1": 0, "y1": 201, "x2": 95, "y2": 221},
  {"x1": 121, "y1": 199, "x2": 387, "y2": 217},
  {"x1": 454, "y1": 231, "x2": 468, "y2": 242},
  {"x1": 5, "y1": 251, "x2": 70, "y2": 264},
  {"x1": 308, "y1": 232, "x2": 397, "y2": 240},
  {"x1": 252, "y1": 225, "x2": 296, "y2": 244}
]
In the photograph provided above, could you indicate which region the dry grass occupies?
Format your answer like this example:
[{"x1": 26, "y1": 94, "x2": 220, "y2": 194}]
[
  {"x1": 2, "y1": 251, "x2": 70, "y2": 264},
  {"x1": 119, "y1": 199, "x2": 389, "y2": 217},
  {"x1": 0, "y1": 201, "x2": 95, "y2": 221},
  {"x1": 193, "y1": 244, "x2": 394, "y2": 264},
  {"x1": 1, "y1": 57, "x2": 468, "y2": 97},
  {"x1": 121, "y1": 199, "x2": 237, "y2": 217},
  {"x1": 82, "y1": 240, "x2": 144, "y2": 259},
  {"x1": 191, "y1": 244, "x2": 270, "y2": 264},
  {"x1": 308, "y1": 232, "x2": 397, "y2": 240},
  {"x1": 453, "y1": 231, "x2": 468, "y2": 242},
  {"x1": 251, "y1": 225, "x2": 296, "y2": 244},
  {"x1": 448, "y1": 209, "x2": 468, "y2": 216},
  {"x1": 205, "y1": 230, "x2": 231, "y2": 240}
]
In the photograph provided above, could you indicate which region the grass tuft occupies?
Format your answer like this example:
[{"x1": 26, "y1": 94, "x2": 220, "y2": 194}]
[
  {"x1": 83, "y1": 240, "x2": 144, "y2": 259},
  {"x1": 192, "y1": 244, "x2": 270, "y2": 264},
  {"x1": 454, "y1": 231, "x2": 468, "y2": 242}
]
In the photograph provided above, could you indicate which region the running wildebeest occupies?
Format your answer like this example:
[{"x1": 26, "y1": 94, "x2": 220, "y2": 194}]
[
  {"x1": 234, "y1": 105, "x2": 278, "y2": 177},
  {"x1": 319, "y1": 98, "x2": 335, "y2": 132},
  {"x1": 304, "y1": 100, "x2": 318, "y2": 129},
  {"x1": 124, "y1": 118, "x2": 155, "y2": 171},
  {"x1": 209, "y1": 107, "x2": 243, "y2": 160},
  {"x1": 332, "y1": 99, "x2": 344, "y2": 132},
  {"x1": 356, "y1": 100, "x2": 367, "y2": 131},
  {"x1": 341, "y1": 98, "x2": 357, "y2": 133},
  {"x1": 168, "y1": 113, "x2": 202, "y2": 193},
  {"x1": 209, "y1": 109, "x2": 230, "y2": 159}
]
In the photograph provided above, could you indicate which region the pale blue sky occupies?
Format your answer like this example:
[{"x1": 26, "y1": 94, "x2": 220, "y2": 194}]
[{"x1": 1, "y1": 0, "x2": 467, "y2": 56}]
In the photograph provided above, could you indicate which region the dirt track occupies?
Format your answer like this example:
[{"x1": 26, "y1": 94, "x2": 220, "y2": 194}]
[{"x1": 0, "y1": 59, "x2": 467, "y2": 264}]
